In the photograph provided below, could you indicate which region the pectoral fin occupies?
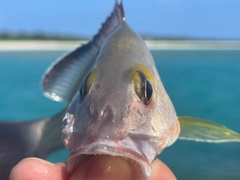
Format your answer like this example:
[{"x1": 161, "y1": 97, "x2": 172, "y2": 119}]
[{"x1": 178, "y1": 116, "x2": 240, "y2": 143}]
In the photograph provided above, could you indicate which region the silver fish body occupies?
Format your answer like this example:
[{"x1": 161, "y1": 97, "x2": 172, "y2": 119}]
[{"x1": 62, "y1": 14, "x2": 179, "y2": 179}]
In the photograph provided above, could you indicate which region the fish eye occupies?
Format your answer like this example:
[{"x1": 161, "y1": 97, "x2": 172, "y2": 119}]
[
  {"x1": 62, "y1": 118, "x2": 69, "y2": 128},
  {"x1": 79, "y1": 74, "x2": 91, "y2": 101},
  {"x1": 79, "y1": 69, "x2": 98, "y2": 101},
  {"x1": 133, "y1": 70, "x2": 153, "y2": 105}
]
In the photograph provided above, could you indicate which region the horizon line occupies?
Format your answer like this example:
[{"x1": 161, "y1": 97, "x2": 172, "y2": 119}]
[{"x1": 0, "y1": 40, "x2": 240, "y2": 51}]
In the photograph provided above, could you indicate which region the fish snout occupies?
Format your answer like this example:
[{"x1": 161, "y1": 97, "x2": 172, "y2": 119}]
[{"x1": 87, "y1": 104, "x2": 126, "y2": 139}]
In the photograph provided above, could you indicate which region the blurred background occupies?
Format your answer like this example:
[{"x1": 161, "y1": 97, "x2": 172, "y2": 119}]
[
  {"x1": 1, "y1": 0, "x2": 240, "y2": 40},
  {"x1": 0, "y1": 1, "x2": 240, "y2": 180}
]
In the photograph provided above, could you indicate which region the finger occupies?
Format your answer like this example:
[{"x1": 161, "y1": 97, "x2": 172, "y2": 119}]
[
  {"x1": 9, "y1": 158, "x2": 69, "y2": 180},
  {"x1": 148, "y1": 159, "x2": 176, "y2": 180},
  {"x1": 9, "y1": 156, "x2": 176, "y2": 180},
  {"x1": 69, "y1": 155, "x2": 133, "y2": 180},
  {"x1": 69, "y1": 155, "x2": 176, "y2": 180}
]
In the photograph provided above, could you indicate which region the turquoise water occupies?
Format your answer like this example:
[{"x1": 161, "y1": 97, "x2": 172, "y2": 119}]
[{"x1": 0, "y1": 50, "x2": 240, "y2": 179}]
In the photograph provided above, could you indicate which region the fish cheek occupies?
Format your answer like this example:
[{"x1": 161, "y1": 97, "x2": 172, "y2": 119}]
[
  {"x1": 73, "y1": 99, "x2": 91, "y2": 134},
  {"x1": 123, "y1": 94, "x2": 155, "y2": 135}
]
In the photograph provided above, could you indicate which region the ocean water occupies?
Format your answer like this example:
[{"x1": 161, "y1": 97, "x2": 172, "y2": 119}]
[{"x1": 0, "y1": 50, "x2": 240, "y2": 180}]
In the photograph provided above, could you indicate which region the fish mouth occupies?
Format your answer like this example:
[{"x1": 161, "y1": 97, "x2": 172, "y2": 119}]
[{"x1": 66, "y1": 136, "x2": 161, "y2": 179}]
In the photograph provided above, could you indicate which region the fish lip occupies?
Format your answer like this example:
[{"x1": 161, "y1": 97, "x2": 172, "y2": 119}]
[{"x1": 66, "y1": 137, "x2": 156, "y2": 178}]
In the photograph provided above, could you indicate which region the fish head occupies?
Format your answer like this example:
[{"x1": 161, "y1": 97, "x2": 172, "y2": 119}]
[{"x1": 62, "y1": 22, "x2": 180, "y2": 179}]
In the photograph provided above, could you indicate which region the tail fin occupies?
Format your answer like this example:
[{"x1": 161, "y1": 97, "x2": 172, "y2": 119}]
[{"x1": 0, "y1": 107, "x2": 66, "y2": 180}]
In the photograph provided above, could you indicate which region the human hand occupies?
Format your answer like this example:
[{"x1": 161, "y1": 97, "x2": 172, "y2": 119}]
[{"x1": 10, "y1": 155, "x2": 176, "y2": 180}]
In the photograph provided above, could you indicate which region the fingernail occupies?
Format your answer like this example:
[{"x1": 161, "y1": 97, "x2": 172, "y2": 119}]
[
  {"x1": 36, "y1": 158, "x2": 54, "y2": 166},
  {"x1": 84, "y1": 156, "x2": 133, "y2": 180}
]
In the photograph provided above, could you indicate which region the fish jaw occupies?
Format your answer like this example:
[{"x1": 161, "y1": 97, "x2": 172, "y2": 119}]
[
  {"x1": 63, "y1": 131, "x2": 165, "y2": 179},
  {"x1": 62, "y1": 92, "x2": 180, "y2": 178}
]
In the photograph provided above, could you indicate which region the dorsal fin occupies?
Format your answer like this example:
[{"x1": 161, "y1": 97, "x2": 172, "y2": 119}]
[{"x1": 42, "y1": 2, "x2": 125, "y2": 102}]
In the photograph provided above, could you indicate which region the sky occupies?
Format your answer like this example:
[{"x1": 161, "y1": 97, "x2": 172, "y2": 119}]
[{"x1": 1, "y1": 0, "x2": 240, "y2": 39}]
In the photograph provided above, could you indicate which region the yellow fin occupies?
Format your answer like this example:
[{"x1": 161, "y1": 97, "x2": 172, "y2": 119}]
[{"x1": 178, "y1": 116, "x2": 240, "y2": 143}]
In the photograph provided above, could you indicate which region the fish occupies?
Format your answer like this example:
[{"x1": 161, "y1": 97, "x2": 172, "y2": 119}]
[{"x1": 1, "y1": 1, "x2": 240, "y2": 180}]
